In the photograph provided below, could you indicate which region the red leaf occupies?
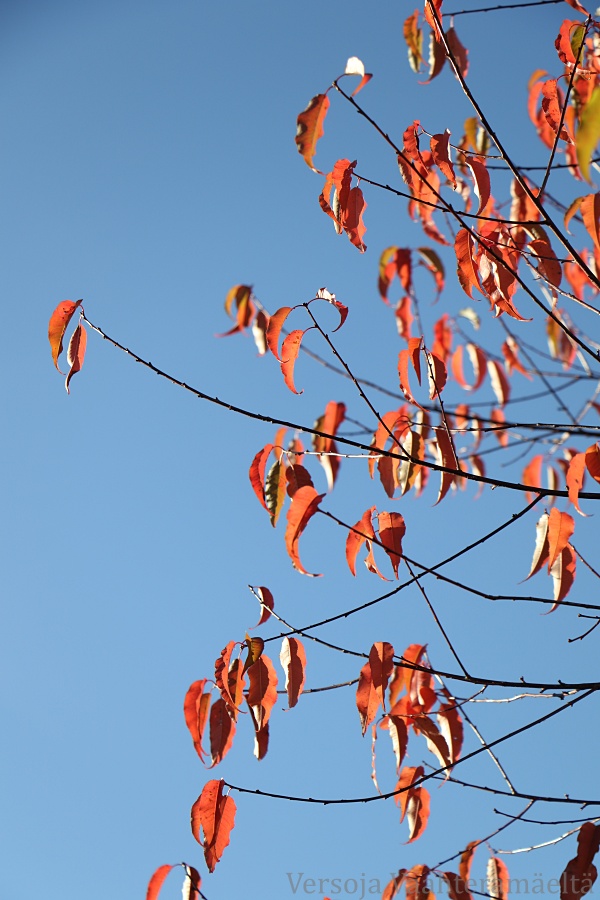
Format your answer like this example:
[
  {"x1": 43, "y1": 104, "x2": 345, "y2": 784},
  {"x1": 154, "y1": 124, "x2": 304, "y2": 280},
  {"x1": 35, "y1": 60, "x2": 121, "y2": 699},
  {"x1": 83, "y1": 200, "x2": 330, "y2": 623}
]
[
  {"x1": 295, "y1": 93, "x2": 330, "y2": 172},
  {"x1": 382, "y1": 871, "x2": 407, "y2": 900},
  {"x1": 346, "y1": 507, "x2": 376, "y2": 576},
  {"x1": 208, "y1": 697, "x2": 236, "y2": 767},
  {"x1": 183, "y1": 679, "x2": 211, "y2": 761},
  {"x1": 430, "y1": 130, "x2": 456, "y2": 187},
  {"x1": 446, "y1": 26, "x2": 469, "y2": 77},
  {"x1": 65, "y1": 323, "x2": 87, "y2": 394},
  {"x1": 378, "y1": 511, "x2": 406, "y2": 578},
  {"x1": 250, "y1": 585, "x2": 274, "y2": 628},
  {"x1": 280, "y1": 636, "x2": 306, "y2": 708},
  {"x1": 285, "y1": 485, "x2": 324, "y2": 576},
  {"x1": 369, "y1": 642, "x2": 395, "y2": 708},
  {"x1": 560, "y1": 822, "x2": 600, "y2": 900},
  {"x1": 249, "y1": 444, "x2": 274, "y2": 512},
  {"x1": 433, "y1": 427, "x2": 458, "y2": 505},
  {"x1": 455, "y1": 229, "x2": 482, "y2": 298},
  {"x1": 405, "y1": 786, "x2": 430, "y2": 843},
  {"x1": 356, "y1": 660, "x2": 379, "y2": 735},
  {"x1": 246, "y1": 654, "x2": 278, "y2": 729},
  {"x1": 547, "y1": 508, "x2": 575, "y2": 571},
  {"x1": 190, "y1": 779, "x2": 236, "y2": 873},
  {"x1": 442, "y1": 871, "x2": 473, "y2": 900},
  {"x1": 281, "y1": 329, "x2": 306, "y2": 394},
  {"x1": 146, "y1": 865, "x2": 174, "y2": 900},
  {"x1": 580, "y1": 193, "x2": 600, "y2": 256},
  {"x1": 464, "y1": 156, "x2": 490, "y2": 215},
  {"x1": 48, "y1": 299, "x2": 82, "y2": 372}
]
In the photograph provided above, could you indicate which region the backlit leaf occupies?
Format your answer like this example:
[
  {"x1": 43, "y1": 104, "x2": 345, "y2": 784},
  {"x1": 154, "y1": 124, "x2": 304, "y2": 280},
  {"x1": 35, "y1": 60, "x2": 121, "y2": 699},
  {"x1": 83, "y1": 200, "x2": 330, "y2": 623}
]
[
  {"x1": 346, "y1": 507, "x2": 376, "y2": 576},
  {"x1": 280, "y1": 636, "x2": 306, "y2": 708},
  {"x1": 246, "y1": 654, "x2": 278, "y2": 729},
  {"x1": 378, "y1": 511, "x2": 406, "y2": 578},
  {"x1": 48, "y1": 299, "x2": 82, "y2": 372},
  {"x1": 550, "y1": 543, "x2": 577, "y2": 609},
  {"x1": 208, "y1": 697, "x2": 236, "y2": 767},
  {"x1": 566, "y1": 452, "x2": 587, "y2": 515},
  {"x1": 183, "y1": 679, "x2": 211, "y2": 761},
  {"x1": 285, "y1": 485, "x2": 324, "y2": 576},
  {"x1": 560, "y1": 822, "x2": 600, "y2": 900},
  {"x1": 250, "y1": 585, "x2": 275, "y2": 628},
  {"x1": 296, "y1": 93, "x2": 330, "y2": 172},
  {"x1": 280, "y1": 329, "x2": 307, "y2": 394},
  {"x1": 577, "y1": 86, "x2": 600, "y2": 183},
  {"x1": 547, "y1": 507, "x2": 575, "y2": 571},
  {"x1": 190, "y1": 779, "x2": 236, "y2": 873},
  {"x1": 524, "y1": 512, "x2": 550, "y2": 580},
  {"x1": 356, "y1": 660, "x2": 379, "y2": 735},
  {"x1": 65, "y1": 322, "x2": 87, "y2": 393}
]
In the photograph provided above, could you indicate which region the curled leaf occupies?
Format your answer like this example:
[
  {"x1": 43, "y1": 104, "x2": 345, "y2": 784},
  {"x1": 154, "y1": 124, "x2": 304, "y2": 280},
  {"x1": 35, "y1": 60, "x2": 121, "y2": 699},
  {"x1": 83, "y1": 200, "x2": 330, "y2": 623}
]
[
  {"x1": 48, "y1": 299, "x2": 82, "y2": 372},
  {"x1": 296, "y1": 93, "x2": 330, "y2": 173}
]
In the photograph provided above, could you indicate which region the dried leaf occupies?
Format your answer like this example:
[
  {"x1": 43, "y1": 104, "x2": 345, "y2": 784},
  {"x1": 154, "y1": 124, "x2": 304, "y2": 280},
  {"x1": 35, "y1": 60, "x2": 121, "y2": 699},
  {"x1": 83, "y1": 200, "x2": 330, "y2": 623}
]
[
  {"x1": 285, "y1": 485, "x2": 324, "y2": 576},
  {"x1": 190, "y1": 779, "x2": 236, "y2": 873},
  {"x1": 280, "y1": 636, "x2": 306, "y2": 708}
]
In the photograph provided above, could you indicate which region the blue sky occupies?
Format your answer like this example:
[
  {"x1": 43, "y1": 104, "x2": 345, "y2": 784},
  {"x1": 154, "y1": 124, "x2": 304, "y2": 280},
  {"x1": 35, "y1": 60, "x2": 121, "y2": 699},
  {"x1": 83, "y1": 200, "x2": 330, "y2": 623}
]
[{"x1": 2, "y1": 1, "x2": 600, "y2": 899}]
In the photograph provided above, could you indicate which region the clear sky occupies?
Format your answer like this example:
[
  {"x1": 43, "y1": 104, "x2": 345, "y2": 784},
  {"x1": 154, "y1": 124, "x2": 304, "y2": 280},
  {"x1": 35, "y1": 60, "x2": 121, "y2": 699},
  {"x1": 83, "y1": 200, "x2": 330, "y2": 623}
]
[{"x1": 2, "y1": 1, "x2": 599, "y2": 899}]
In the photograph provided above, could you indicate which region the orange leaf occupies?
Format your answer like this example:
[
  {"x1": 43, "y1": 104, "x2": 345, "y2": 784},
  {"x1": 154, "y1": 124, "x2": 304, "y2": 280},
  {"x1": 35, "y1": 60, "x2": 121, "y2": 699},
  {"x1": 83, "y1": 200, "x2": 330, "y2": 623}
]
[
  {"x1": 438, "y1": 690, "x2": 464, "y2": 764},
  {"x1": 455, "y1": 229, "x2": 482, "y2": 298},
  {"x1": 250, "y1": 585, "x2": 274, "y2": 628},
  {"x1": 382, "y1": 871, "x2": 407, "y2": 900},
  {"x1": 281, "y1": 329, "x2": 306, "y2": 394},
  {"x1": 191, "y1": 779, "x2": 236, "y2": 873},
  {"x1": 146, "y1": 864, "x2": 174, "y2": 900},
  {"x1": 433, "y1": 427, "x2": 458, "y2": 505},
  {"x1": 214, "y1": 641, "x2": 237, "y2": 709},
  {"x1": 146, "y1": 864, "x2": 201, "y2": 900},
  {"x1": 217, "y1": 284, "x2": 255, "y2": 337},
  {"x1": 567, "y1": 453, "x2": 587, "y2": 515},
  {"x1": 285, "y1": 485, "x2": 324, "y2": 576},
  {"x1": 560, "y1": 822, "x2": 600, "y2": 900},
  {"x1": 246, "y1": 654, "x2": 278, "y2": 729},
  {"x1": 547, "y1": 508, "x2": 575, "y2": 571},
  {"x1": 442, "y1": 871, "x2": 473, "y2": 900},
  {"x1": 356, "y1": 660, "x2": 379, "y2": 736},
  {"x1": 369, "y1": 642, "x2": 395, "y2": 708},
  {"x1": 249, "y1": 444, "x2": 274, "y2": 512},
  {"x1": 280, "y1": 636, "x2": 306, "y2": 708},
  {"x1": 346, "y1": 507, "x2": 376, "y2": 576},
  {"x1": 65, "y1": 322, "x2": 87, "y2": 393},
  {"x1": 183, "y1": 679, "x2": 211, "y2": 761},
  {"x1": 378, "y1": 512, "x2": 406, "y2": 578},
  {"x1": 580, "y1": 194, "x2": 600, "y2": 256},
  {"x1": 48, "y1": 299, "x2": 82, "y2": 372},
  {"x1": 585, "y1": 443, "x2": 600, "y2": 483},
  {"x1": 266, "y1": 306, "x2": 293, "y2": 360},
  {"x1": 295, "y1": 93, "x2": 330, "y2": 172}
]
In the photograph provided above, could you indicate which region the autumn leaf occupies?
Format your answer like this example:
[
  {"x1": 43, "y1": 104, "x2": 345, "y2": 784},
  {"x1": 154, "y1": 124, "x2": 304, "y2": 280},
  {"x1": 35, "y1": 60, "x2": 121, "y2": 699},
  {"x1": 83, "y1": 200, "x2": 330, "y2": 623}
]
[
  {"x1": 249, "y1": 444, "x2": 274, "y2": 512},
  {"x1": 48, "y1": 299, "x2": 82, "y2": 372},
  {"x1": 550, "y1": 543, "x2": 577, "y2": 609},
  {"x1": 344, "y1": 56, "x2": 373, "y2": 96},
  {"x1": 208, "y1": 697, "x2": 236, "y2": 767},
  {"x1": 249, "y1": 585, "x2": 274, "y2": 628},
  {"x1": 524, "y1": 512, "x2": 550, "y2": 580},
  {"x1": 243, "y1": 635, "x2": 265, "y2": 674},
  {"x1": 281, "y1": 329, "x2": 307, "y2": 394},
  {"x1": 285, "y1": 485, "x2": 324, "y2": 576},
  {"x1": 356, "y1": 660, "x2": 379, "y2": 735},
  {"x1": 246, "y1": 654, "x2": 278, "y2": 729},
  {"x1": 346, "y1": 507, "x2": 376, "y2": 576},
  {"x1": 265, "y1": 457, "x2": 287, "y2": 526},
  {"x1": 566, "y1": 452, "x2": 587, "y2": 515},
  {"x1": 146, "y1": 864, "x2": 201, "y2": 900},
  {"x1": 183, "y1": 679, "x2": 212, "y2": 761},
  {"x1": 547, "y1": 508, "x2": 575, "y2": 570},
  {"x1": 487, "y1": 857, "x2": 509, "y2": 900},
  {"x1": 280, "y1": 636, "x2": 306, "y2": 708},
  {"x1": 377, "y1": 511, "x2": 406, "y2": 577},
  {"x1": 218, "y1": 284, "x2": 255, "y2": 337},
  {"x1": 296, "y1": 93, "x2": 330, "y2": 173},
  {"x1": 560, "y1": 822, "x2": 600, "y2": 900},
  {"x1": 191, "y1": 779, "x2": 236, "y2": 873},
  {"x1": 576, "y1": 86, "x2": 600, "y2": 183}
]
